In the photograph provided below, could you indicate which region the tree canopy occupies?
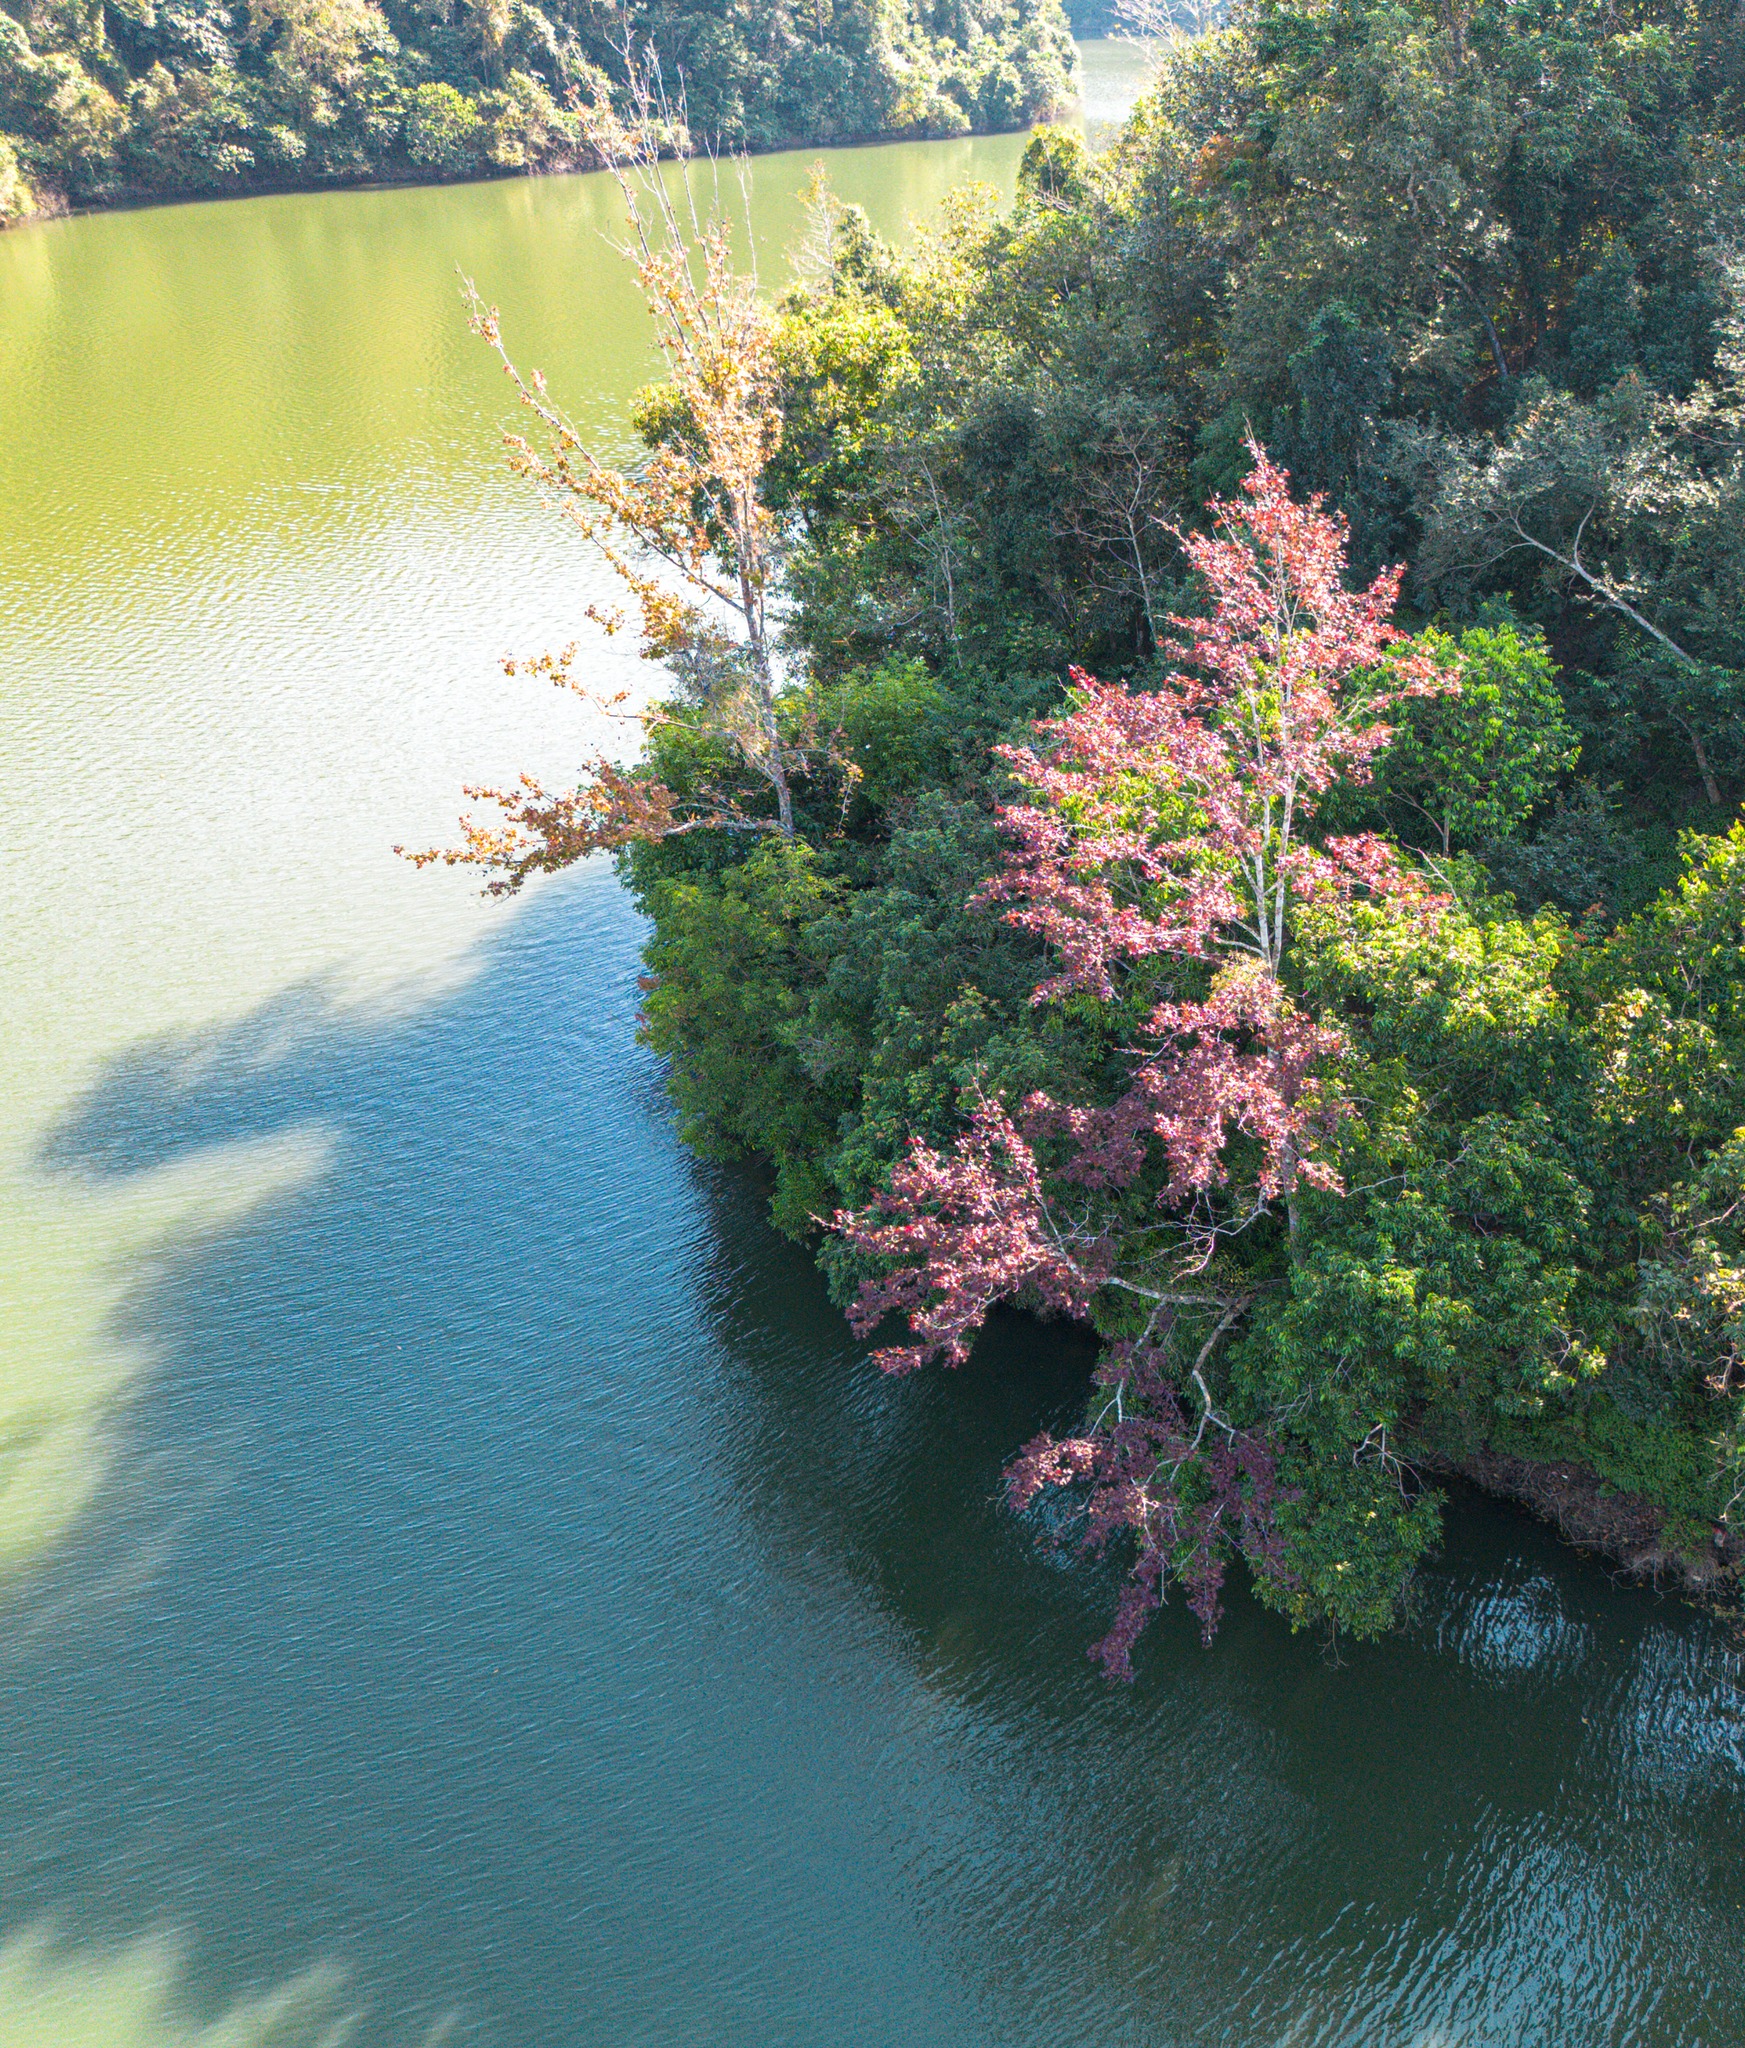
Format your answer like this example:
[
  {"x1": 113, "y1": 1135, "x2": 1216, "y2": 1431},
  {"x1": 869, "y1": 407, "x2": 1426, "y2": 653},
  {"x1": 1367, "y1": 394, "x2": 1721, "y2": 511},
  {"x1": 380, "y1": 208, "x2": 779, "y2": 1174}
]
[
  {"x1": 428, "y1": 0, "x2": 1745, "y2": 1668},
  {"x1": 0, "y1": 0, "x2": 1075, "y2": 221}
]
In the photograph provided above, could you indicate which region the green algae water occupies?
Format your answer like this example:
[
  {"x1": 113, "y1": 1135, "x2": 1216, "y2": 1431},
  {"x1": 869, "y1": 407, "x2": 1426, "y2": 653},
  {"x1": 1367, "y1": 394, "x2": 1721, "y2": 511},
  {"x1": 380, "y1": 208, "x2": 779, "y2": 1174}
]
[{"x1": 3, "y1": 72, "x2": 1745, "y2": 2047}]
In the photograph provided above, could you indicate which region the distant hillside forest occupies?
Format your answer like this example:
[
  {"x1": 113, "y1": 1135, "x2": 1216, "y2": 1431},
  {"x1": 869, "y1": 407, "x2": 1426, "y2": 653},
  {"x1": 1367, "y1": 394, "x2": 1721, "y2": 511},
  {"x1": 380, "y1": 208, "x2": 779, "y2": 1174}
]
[{"x1": 0, "y1": 0, "x2": 1076, "y2": 223}]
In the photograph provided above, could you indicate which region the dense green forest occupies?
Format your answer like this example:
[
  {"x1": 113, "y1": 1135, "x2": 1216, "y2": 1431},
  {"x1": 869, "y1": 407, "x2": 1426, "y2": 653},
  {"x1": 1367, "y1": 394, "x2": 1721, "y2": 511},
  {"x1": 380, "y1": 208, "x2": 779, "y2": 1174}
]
[
  {"x1": 0, "y1": 0, "x2": 1074, "y2": 223},
  {"x1": 435, "y1": 0, "x2": 1745, "y2": 1666}
]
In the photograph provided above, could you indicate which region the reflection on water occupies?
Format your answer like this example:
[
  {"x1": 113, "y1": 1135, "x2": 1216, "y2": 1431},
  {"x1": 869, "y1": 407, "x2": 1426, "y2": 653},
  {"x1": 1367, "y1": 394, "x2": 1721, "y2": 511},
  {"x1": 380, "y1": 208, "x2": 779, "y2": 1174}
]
[
  {"x1": 0, "y1": 1924, "x2": 354, "y2": 2048},
  {"x1": 0, "y1": 1136, "x2": 327, "y2": 1582},
  {"x1": 0, "y1": 872, "x2": 1741, "y2": 2045},
  {"x1": 2, "y1": 47, "x2": 1743, "y2": 2048},
  {"x1": 1074, "y1": 37, "x2": 1158, "y2": 145},
  {"x1": 1424, "y1": 1565, "x2": 1593, "y2": 1682},
  {"x1": 0, "y1": 120, "x2": 1105, "y2": 1583}
]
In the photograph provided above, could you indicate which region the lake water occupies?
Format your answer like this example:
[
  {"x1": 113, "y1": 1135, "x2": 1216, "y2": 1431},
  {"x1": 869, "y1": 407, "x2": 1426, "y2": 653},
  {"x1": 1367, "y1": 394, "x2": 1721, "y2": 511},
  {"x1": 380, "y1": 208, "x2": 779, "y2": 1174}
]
[{"x1": 3, "y1": 52, "x2": 1744, "y2": 2048}]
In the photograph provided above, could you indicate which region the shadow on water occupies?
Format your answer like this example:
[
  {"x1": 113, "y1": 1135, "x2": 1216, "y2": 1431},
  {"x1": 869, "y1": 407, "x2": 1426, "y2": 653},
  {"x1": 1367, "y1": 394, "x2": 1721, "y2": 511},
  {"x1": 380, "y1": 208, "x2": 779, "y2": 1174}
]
[{"x1": 11, "y1": 865, "x2": 1745, "y2": 2047}]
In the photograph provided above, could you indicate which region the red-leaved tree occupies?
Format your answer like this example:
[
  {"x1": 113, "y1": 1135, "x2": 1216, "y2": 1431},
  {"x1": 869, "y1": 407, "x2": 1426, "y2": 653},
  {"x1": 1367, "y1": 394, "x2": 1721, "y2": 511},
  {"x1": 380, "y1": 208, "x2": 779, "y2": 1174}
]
[{"x1": 835, "y1": 444, "x2": 1452, "y2": 1670}]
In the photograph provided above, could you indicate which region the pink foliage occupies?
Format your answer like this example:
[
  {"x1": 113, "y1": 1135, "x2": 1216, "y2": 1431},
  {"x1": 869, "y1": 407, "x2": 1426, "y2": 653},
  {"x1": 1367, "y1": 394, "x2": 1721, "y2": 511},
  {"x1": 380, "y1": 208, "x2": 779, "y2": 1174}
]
[
  {"x1": 841, "y1": 446, "x2": 1447, "y2": 1371},
  {"x1": 985, "y1": 679, "x2": 1245, "y2": 1003},
  {"x1": 1024, "y1": 960, "x2": 1347, "y2": 1205},
  {"x1": 838, "y1": 1099, "x2": 1110, "y2": 1375},
  {"x1": 1006, "y1": 1343, "x2": 1296, "y2": 1675},
  {"x1": 834, "y1": 446, "x2": 1453, "y2": 1662},
  {"x1": 1171, "y1": 450, "x2": 1426, "y2": 734},
  {"x1": 983, "y1": 444, "x2": 1446, "y2": 996}
]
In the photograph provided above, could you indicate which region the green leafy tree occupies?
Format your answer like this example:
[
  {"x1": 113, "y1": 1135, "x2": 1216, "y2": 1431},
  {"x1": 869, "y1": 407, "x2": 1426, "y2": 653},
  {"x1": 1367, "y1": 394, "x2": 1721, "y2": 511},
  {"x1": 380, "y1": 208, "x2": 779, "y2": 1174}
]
[
  {"x1": 400, "y1": 0, "x2": 1745, "y2": 1653},
  {"x1": 1380, "y1": 619, "x2": 1578, "y2": 856},
  {"x1": 0, "y1": 0, "x2": 1075, "y2": 218},
  {"x1": 404, "y1": 80, "x2": 482, "y2": 168},
  {"x1": 0, "y1": 130, "x2": 32, "y2": 221},
  {"x1": 1411, "y1": 284, "x2": 1745, "y2": 808}
]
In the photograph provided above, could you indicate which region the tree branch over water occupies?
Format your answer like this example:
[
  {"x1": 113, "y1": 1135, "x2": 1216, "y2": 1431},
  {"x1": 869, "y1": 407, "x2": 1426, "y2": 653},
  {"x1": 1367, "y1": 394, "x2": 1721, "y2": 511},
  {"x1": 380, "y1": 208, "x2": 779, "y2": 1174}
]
[{"x1": 402, "y1": 42, "x2": 817, "y2": 887}]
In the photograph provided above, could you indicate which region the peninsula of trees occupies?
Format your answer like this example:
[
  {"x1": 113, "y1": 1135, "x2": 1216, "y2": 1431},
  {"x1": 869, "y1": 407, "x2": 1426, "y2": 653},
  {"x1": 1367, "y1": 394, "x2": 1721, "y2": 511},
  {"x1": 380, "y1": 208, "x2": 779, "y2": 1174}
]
[
  {"x1": 0, "y1": 0, "x2": 1074, "y2": 224},
  {"x1": 433, "y1": 0, "x2": 1745, "y2": 1669}
]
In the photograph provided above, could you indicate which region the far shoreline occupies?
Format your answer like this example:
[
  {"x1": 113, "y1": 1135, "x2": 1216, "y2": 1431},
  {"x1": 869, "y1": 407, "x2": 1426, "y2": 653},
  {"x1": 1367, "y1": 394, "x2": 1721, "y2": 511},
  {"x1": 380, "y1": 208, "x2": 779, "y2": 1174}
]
[{"x1": 0, "y1": 41, "x2": 1153, "y2": 237}]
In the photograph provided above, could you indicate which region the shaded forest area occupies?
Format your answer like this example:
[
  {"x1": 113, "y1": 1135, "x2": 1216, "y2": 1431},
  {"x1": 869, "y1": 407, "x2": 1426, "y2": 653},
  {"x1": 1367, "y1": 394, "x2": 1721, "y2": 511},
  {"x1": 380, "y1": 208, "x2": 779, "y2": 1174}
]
[{"x1": 0, "y1": 0, "x2": 1074, "y2": 222}]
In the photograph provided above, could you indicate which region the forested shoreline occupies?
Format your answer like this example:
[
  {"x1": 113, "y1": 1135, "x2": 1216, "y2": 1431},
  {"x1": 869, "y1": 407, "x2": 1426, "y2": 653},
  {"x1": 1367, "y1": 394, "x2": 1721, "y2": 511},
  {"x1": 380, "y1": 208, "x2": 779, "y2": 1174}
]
[
  {"x1": 0, "y1": 0, "x2": 1074, "y2": 225},
  {"x1": 438, "y1": 0, "x2": 1745, "y2": 1668}
]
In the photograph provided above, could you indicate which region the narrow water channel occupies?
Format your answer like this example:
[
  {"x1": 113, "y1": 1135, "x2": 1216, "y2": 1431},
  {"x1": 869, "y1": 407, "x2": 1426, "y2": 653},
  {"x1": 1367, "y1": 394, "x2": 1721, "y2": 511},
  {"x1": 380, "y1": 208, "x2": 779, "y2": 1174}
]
[{"x1": 2, "y1": 60, "x2": 1743, "y2": 2047}]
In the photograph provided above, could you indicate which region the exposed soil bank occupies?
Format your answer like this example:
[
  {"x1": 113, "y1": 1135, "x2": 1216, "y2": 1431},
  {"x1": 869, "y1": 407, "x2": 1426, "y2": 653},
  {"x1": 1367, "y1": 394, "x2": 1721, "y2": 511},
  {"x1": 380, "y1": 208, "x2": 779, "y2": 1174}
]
[{"x1": 1415, "y1": 1440, "x2": 1744, "y2": 1596}]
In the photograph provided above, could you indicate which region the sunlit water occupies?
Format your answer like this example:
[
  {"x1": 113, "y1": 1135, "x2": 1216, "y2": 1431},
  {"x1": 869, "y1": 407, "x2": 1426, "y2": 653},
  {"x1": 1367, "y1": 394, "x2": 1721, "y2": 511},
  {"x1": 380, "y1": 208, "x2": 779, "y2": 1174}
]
[
  {"x1": 3, "y1": 51, "x2": 1744, "y2": 2047},
  {"x1": 1074, "y1": 36, "x2": 1158, "y2": 143}
]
